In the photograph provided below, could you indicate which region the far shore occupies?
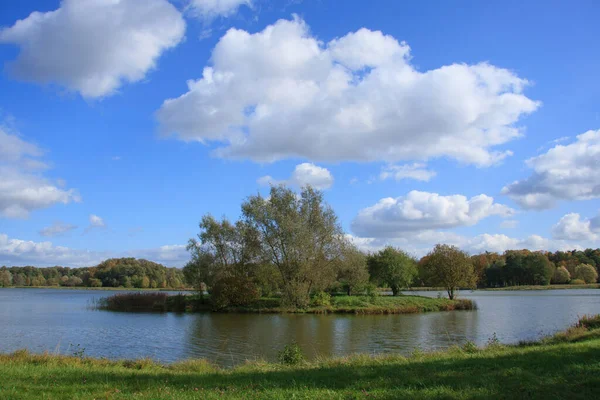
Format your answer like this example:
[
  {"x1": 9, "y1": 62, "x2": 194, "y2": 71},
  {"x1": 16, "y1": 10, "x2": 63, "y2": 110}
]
[
  {"x1": 3, "y1": 286, "x2": 195, "y2": 291},
  {"x1": 402, "y1": 283, "x2": 600, "y2": 292},
  {"x1": 4, "y1": 283, "x2": 599, "y2": 293}
]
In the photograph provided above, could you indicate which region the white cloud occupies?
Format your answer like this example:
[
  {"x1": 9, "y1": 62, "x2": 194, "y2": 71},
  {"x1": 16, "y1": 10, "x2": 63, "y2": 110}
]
[
  {"x1": 133, "y1": 244, "x2": 189, "y2": 266},
  {"x1": 552, "y1": 212, "x2": 599, "y2": 241},
  {"x1": 39, "y1": 221, "x2": 78, "y2": 237},
  {"x1": 352, "y1": 190, "x2": 514, "y2": 238},
  {"x1": 0, "y1": 125, "x2": 80, "y2": 218},
  {"x1": 0, "y1": 233, "x2": 103, "y2": 267},
  {"x1": 0, "y1": 233, "x2": 189, "y2": 267},
  {"x1": 0, "y1": 0, "x2": 185, "y2": 98},
  {"x1": 84, "y1": 214, "x2": 106, "y2": 234},
  {"x1": 503, "y1": 130, "x2": 600, "y2": 209},
  {"x1": 157, "y1": 17, "x2": 539, "y2": 166},
  {"x1": 465, "y1": 233, "x2": 580, "y2": 254},
  {"x1": 187, "y1": 0, "x2": 251, "y2": 20},
  {"x1": 0, "y1": 125, "x2": 42, "y2": 164},
  {"x1": 380, "y1": 163, "x2": 436, "y2": 182},
  {"x1": 257, "y1": 163, "x2": 334, "y2": 189},
  {"x1": 88, "y1": 214, "x2": 106, "y2": 228},
  {"x1": 500, "y1": 219, "x2": 519, "y2": 229},
  {"x1": 347, "y1": 231, "x2": 581, "y2": 258}
]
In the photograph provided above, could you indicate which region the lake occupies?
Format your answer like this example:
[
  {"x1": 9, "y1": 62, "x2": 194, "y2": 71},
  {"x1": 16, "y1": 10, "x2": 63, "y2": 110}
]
[{"x1": 1, "y1": 288, "x2": 599, "y2": 367}]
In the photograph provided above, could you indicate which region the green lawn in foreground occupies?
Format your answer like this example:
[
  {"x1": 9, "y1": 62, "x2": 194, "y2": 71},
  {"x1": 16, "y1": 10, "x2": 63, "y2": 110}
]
[{"x1": 2, "y1": 317, "x2": 600, "y2": 399}]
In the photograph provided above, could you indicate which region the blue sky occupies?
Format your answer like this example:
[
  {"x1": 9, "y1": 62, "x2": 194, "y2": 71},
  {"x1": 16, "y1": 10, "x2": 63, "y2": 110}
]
[{"x1": 0, "y1": 0, "x2": 598, "y2": 267}]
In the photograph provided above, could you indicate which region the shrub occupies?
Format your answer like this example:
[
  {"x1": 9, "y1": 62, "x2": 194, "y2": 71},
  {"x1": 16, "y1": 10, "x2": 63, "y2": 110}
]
[
  {"x1": 486, "y1": 332, "x2": 501, "y2": 348},
  {"x1": 570, "y1": 279, "x2": 586, "y2": 285},
  {"x1": 552, "y1": 266, "x2": 571, "y2": 284},
  {"x1": 89, "y1": 278, "x2": 102, "y2": 287},
  {"x1": 278, "y1": 342, "x2": 304, "y2": 365},
  {"x1": 576, "y1": 315, "x2": 600, "y2": 330},
  {"x1": 365, "y1": 284, "x2": 379, "y2": 301},
  {"x1": 310, "y1": 291, "x2": 331, "y2": 307},
  {"x1": 574, "y1": 264, "x2": 598, "y2": 284},
  {"x1": 462, "y1": 341, "x2": 478, "y2": 354},
  {"x1": 210, "y1": 276, "x2": 260, "y2": 310},
  {"x1": 167, "y1": 294, "x2": 188, "y2": 312}
]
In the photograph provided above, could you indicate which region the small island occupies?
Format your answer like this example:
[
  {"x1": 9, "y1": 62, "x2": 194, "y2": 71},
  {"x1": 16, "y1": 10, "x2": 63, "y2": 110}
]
[{"x1": 94, "y1": 186, "x2": 480, "y2": 314}]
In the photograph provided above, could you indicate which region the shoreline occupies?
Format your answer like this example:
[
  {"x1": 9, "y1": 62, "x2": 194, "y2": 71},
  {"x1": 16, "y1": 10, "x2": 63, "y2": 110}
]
[
  {"x1": 404, "y1": 283, "x2": 600, "y2": 292},
  {"x1": 96, "y1": 293, "x2": 476, "y2": 315},
  {"x1": 1, "y1": 315, "x2": 599, "y2": 399}
]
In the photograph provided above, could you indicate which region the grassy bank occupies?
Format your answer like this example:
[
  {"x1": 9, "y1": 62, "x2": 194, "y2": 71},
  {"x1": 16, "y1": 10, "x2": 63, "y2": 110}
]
[
  {"x1": 95, "y1": 292, "x2": 475, "y2": 314},
  {"x1": 2, "y1": 316, "x2": 600, "y2": 399}
]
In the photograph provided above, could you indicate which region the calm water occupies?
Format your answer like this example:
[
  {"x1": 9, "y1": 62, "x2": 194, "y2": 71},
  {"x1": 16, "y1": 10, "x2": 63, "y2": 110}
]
[{"x1": 1, "y1": 288, "x2": 599, "y2": 367}]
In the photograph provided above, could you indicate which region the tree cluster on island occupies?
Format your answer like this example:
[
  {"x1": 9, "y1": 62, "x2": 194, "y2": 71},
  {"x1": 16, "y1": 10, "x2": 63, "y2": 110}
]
[
  {"x1": 1, "y1": 186, "x2": 598, "y2": 306},
  {"x1": 182, "y1": 185, "x2": 600, "y2": 309}
]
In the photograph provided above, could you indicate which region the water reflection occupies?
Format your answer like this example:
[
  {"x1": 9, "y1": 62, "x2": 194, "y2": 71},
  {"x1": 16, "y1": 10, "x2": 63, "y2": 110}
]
[{"x1": 0, "y1": 288, "x2": 599, "y2": 367}]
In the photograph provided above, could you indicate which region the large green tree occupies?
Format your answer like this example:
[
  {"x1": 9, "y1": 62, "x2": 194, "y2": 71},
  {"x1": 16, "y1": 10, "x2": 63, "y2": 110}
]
[
  {"x1": 0, "y1": 269, "x2": 12, "y2": 287},
  {"x1": 368, "y1": 247, "x2": 417, "y2": 296},
  {"x1": 574, "y1": 264, "x2": 598, "y2": 284},
  {"x1": 185, "y1": 215, "x2": 261, "y2": 297},
  {"x1": 336, "y1": 244, "x2": 369, "y2": 296},
  {"x1": 242, "y1": 185, "x2": 344, "y2": 307},
  {"x1": 419, "y1": 244, "x2": 476, "y2": 299}
]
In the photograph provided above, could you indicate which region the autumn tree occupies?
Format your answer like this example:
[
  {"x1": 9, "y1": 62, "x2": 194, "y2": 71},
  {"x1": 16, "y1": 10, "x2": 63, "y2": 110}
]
[
  {"x1": 574, "y1": 264, "x2": 598, "y2": 284},
  {"x1": 0, "y1": 269, "x2": 12, "y2": 287},
  {"x1": 368, "y1": 246, "x2": 417, "y2": 296},
  {"x1": 419, "y1": 244, "x2": 476, "y2": 299},
  {"x1": 552, "y1": 266, "x2": 571, "y2": 284},
  {"x1": 185, "y1": 214, "x2": 262, "y2": 303}
]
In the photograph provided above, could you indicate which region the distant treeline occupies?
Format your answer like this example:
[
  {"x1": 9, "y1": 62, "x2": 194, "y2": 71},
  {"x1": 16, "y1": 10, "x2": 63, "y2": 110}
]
[
  {"x1": 468, "y1": 248, "x2": 600, "y2": 288},
  {"x1": 0, "y1": 258, "x2": 186, "y2": 289}
]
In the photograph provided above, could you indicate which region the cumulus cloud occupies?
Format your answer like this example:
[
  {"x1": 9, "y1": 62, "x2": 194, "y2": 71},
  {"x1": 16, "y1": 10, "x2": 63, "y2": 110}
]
[
  {"x1": 0, "y1": 125, "x2": 80, "y2": 218},
  {"x1": 0, "y1": 233, "x2": 104, "y2": 267},
  {"x1": 380, "y1": 163, "x2": 436, "y2": 182},
  {"x1": 502, "y1": 130, "x2": 600, "y2": 209},
  {"x1": 352, "y1": 190, "x2": 514, "y2": 238},
  {"x1": 187, "y1": 0, "x2": 251, "y2": 20},
  {"x1": 157, "y1": 17, "x2": 539, "y2": 166},
  {"x1": 0, "y1": 0, "x2": 185, "y2": 98},
  {"x1": 39, "y1": 221, "x2": 78, "y2": 237},
  {"x1": 89, "y1": 214, "x2": 105, "y2": 228},
  {"x1": 347, "y1": 232, "x2": 581, "y2": 258},
  {"x1": 257, "y1": 163, "x2": 334, "y2": 189},
  {"x1": 0, "y1": 233, "x2": 189, "y2": 267},
  {"x1": 84, "y1": 214, "x2": 106, "y2": 234},
  {"x1": 132, "y1": 244, "x2": 189, "y2": 266},
  {"x1": 552, "y1": 212, "x2": 599, "y2": 241}
]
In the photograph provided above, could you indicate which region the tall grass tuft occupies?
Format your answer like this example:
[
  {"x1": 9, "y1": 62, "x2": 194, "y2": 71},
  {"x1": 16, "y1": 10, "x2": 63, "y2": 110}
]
[
  {"x1": 97, "y1": 292, "x2": 169, "y2": 312},
  {"x1": 576, "y1": 314, "x2": 600, "y2": 330}
]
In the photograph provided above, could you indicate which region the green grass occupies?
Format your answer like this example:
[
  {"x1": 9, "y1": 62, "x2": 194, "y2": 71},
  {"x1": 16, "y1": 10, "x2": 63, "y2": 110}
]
[
  {"x1": 96, "y1": 293, "x2": 476, "y2": 314},
  {"x1": 2, "y1": 316, "x2": 600, "y2": 399}
]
